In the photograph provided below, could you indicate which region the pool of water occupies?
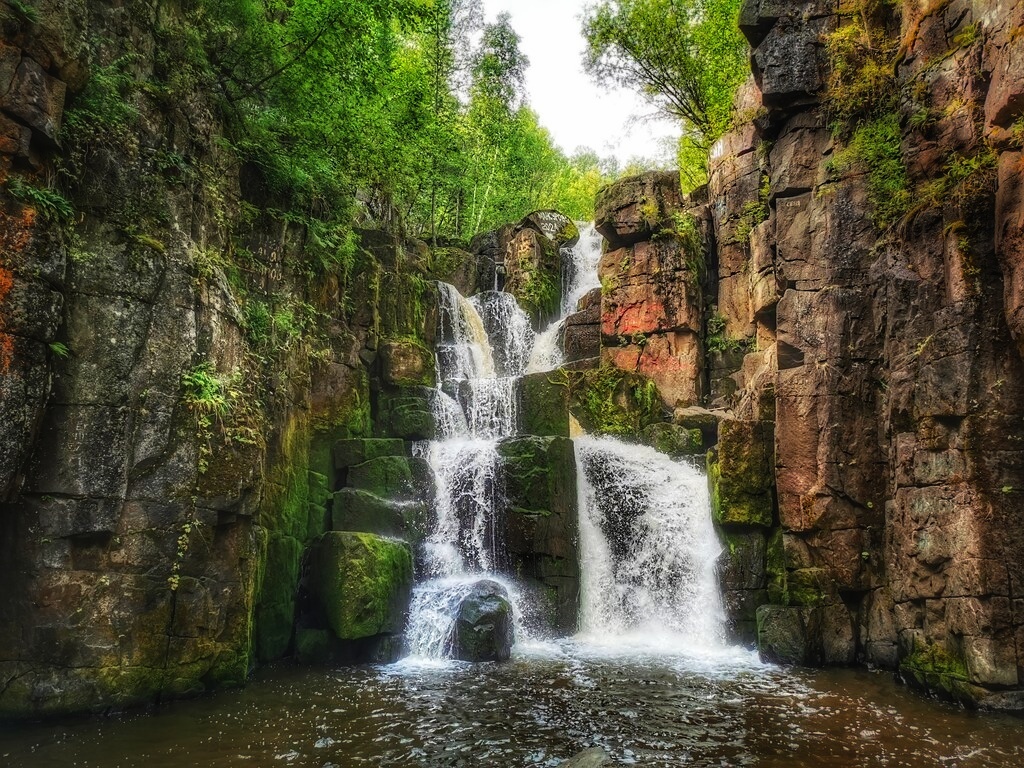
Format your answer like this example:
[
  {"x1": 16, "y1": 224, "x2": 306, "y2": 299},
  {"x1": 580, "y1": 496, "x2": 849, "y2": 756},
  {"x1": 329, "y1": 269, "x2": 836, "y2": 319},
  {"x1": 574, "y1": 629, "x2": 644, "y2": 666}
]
[{"x1": 2, "y1": 640, "x2": 1022, "y2": 767}]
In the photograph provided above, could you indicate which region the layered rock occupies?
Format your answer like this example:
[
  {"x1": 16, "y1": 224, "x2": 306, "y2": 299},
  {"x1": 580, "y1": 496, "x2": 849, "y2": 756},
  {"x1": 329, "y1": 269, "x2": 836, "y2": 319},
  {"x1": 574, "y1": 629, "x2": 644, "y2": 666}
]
[{"x1": 450, "y1": 580, "x2": 514, "y2": 663}]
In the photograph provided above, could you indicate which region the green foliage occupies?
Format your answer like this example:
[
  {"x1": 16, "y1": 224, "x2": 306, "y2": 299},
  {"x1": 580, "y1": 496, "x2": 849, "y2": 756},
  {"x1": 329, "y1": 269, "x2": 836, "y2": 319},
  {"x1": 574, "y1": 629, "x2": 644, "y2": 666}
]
[
  {"x1": 557, "y1": 366, "x2": 662, "y2": 437},
  {"x1": 705, "y1": 311, "x2": 749, "y2": 354},
  {"x1": 61, "y1": 56, "x2": 139, "y2": 140},
  {"x1": 823, "y1": 10, "x2": 899, "y2": 127},
  {"x1": 48, "y1": 341, "x2": 70, "y2": 359},
  {"x1": 3, "y1": 0, "x2": 39, "y2": 24},
  {"x1": 181, "y1": 363, "x2": 230, "y2": 417},
  {"x1": 671, "y1": 211, "x2": 705, "y2": 277},
  {"x1": 583, "y1": 0, "x2": 748, "y2": 142},
  {"x1": 5, "y1": 177, "x2": 74, "y2": 222},
  {"x1": 830, "y1": 115, "x2": 910, "y2": 229}
]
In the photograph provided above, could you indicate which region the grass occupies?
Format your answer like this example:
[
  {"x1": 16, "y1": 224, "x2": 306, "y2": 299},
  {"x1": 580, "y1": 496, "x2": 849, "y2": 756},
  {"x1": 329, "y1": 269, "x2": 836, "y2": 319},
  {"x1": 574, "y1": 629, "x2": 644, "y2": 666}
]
[{"x1": 6, "y1": 177, "x2": 74, "y2": 222}]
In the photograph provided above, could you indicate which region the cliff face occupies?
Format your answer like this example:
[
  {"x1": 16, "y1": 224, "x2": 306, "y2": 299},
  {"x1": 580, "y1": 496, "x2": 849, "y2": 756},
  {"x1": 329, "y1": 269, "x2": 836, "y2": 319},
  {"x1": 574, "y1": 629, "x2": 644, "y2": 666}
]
[
  {"x1": 0, "y1": 1, "x2": 444, "y2": 715},
  {"x1": 593, "y1": 0, "x2": 1024, "y2": 707}
]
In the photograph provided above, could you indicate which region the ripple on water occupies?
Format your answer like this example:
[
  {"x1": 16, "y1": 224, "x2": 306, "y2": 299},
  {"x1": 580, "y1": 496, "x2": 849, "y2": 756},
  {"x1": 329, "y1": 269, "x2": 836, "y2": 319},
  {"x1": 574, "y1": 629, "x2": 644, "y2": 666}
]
[{"x1": 2, "y1": 648, "x2": 1024, "y2": 767}]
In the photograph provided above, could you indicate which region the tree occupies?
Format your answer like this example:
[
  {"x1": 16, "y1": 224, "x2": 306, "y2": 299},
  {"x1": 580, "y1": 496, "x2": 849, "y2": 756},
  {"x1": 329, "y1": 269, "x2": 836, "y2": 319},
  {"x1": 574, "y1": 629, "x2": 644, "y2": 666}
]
[{"x1": 582, "y1": 0, "x2": 748, "y2": 153}]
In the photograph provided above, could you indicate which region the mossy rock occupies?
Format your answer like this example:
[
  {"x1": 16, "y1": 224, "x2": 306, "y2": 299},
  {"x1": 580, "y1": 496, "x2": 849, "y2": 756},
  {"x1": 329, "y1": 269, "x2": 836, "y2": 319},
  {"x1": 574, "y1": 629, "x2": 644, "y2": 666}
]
[
  {"x1": 347, "y1": 456, "x2": 415, "y2": 499},
  {"x1": 898, "y1": 638, "x2": 987, "y2": 704},
  {"x1": 640, "y1": 422, "x2": 703, "y2": 456},
  {"x1": 294, "y1": 628, "x2": 333, "y2": 664},
  {"x1": 707, "y1": 419, "x2": 774, "y2": 528},
  {"x1": 562, "y1": 366, "x2": 663, "y2": 438},
  {"x1": 375, "y1": 388, "x2": 435, "y2": 440},
  {"x1": 451, "y1": 580, "x2": 515, "y2": 662},
  {"x1": 756, "y1": 604, "x2": 809, "y2": 665},
  {"x1": 379, "y1": 338, "x2": 436, "y2": 388},
  {"x1": 333, "y1": 438, "x2": 406, "y2": 470},
  {"x1": 520, "y1": 371, "x2": 571, "y2": 437},
  {"x1": 253, "y1": 533, "x2": 303, "y2": 661},
  {"x1": 332, "y1": 487, "x2": 429, "y2": 542},
  {"x1": 308, "y1": 532, "x2": 413, "y2": 640}
]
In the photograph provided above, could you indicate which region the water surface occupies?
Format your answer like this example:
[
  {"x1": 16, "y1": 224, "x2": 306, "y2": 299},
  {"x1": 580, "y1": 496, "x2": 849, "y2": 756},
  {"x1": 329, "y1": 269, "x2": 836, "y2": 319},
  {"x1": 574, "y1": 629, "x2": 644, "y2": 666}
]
[{"x1": 3, "y1": 641, "x2": 1022, "y2": 767}]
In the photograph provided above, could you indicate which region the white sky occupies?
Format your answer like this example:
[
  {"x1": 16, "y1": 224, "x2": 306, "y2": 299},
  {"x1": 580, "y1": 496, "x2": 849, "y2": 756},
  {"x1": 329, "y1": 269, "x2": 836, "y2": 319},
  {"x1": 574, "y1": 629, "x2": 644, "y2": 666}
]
[{"x1": 482, "y1": 0, "x2": 679, "y2": 167}]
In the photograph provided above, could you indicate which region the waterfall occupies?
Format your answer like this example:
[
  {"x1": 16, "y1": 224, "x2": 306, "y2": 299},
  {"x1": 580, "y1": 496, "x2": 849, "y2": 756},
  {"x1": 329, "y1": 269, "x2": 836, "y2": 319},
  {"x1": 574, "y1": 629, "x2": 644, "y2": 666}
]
[
  {"x1": 406, "y1": 282, "x2": 533, "y2": 660},
  {"x1": 574, "y1": 436, "x2": 726, "y2": 651},
  {"x1": 526, "y1": 223, "x2": 603, "y2": 373}
]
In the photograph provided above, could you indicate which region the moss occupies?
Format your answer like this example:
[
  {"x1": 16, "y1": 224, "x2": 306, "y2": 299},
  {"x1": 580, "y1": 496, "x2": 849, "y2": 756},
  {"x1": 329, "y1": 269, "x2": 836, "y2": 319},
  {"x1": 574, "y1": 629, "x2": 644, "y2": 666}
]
[
  {"x1": 899, "y1": 638, "x2": 982, "y2": 703},
  {"x1": 765, "y1": 528, "x2": 788, "y2": 603},
  {"x1": 498, "y1": 436, "x2": 576, "y2": 515},
  {"x1": 310, "y1": 532, "x2": 413, "y2": 640},
  {"x1": 253, "y1": 533, "x2": 303, "y2": 661},
  {"x1": 347, "y1": 456, "x2": 415, "y2": 499},
  {"x1": 640, "y1": 423, "x2": 703, "y2": 456},
  {"x1": 520, "y1": 372, "x2": 571, "y2": 437},
  {"x1": 295, "y1": 628, "x2": 333, "y2": 664},
  {"x1": 379, "y1": 337, "x2": 436, "y2": 387},
  {"x1": 333, "y1": 438, "x2": 406, "y2": 469},
  {"x1": 829, "y1": 114, "x2": 911, "y2": 230},
  {"x1": 707, "y1": 420, "x2": 774, "y2": 528},
  {"x1": 557, "y1": 366, "x2": 663, "y2": 438}
]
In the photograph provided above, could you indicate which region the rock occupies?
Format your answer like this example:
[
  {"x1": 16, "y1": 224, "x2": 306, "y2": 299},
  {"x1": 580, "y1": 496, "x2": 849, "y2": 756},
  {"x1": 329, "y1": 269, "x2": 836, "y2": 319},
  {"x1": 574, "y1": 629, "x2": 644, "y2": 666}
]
[
  {"x1": 308, "y1": 532, "x2": 413, "y2": 640},
  {"x1": 332, "y1": 487, "x2": 427, "y2": 542},
  {"x1": 347, "y1": 456, "x2": 416, "y2": 500},
  {"x1": 594, "y1": 171, "x2": 683, "y2": 249},
  {"x1": 520, "y1": 371, "x2": 571, "y2": 437},
  {"x1": 0, "y1": 56, "x2": 67, "y2": 144},
  {"x1": 563, "y1": 305, "x2": 600, "y2": 363},
  {"x1": 429, "y1": 246, "x2": 478, "y2": 297},
  {"x1": 379, "y1": 338, "x2": 435, "y2": 388},
  {"x1": 756, "y1": 604, "x2": 809, "y2": 665},
  {"x1": 451, "y1": 580, "x2": 514, "y2": 662},
  {"x1": 750, "y1": 15, "x2": 832, "y2": 106},
  {"x1": 520, "y1": 210, "x2": 579, "y2": 247},
  {"x1": 503, "y1": 226, "x2": 561, "y2": 326},
  {"x1": 560, "y1": 747, "x2": 613, "y2": 767},
  {"x1": 333, "y1": 438, "x2": 405, "y2": 471},
  {"x1": 499, "y1": 436, "x2": 579, "y2": 633},
  {"x1": 639, "y1": 422, "x2": 703, "y2": 456},
  {"x1": 375, "y1": 387, "x2": 435, "y2": 440},
  {"x1": 707, "y1": 419, "x2": 774, "y2": 528},
  {"x1": 566, "y1": 367, "x2": 664, "y2": 438}
]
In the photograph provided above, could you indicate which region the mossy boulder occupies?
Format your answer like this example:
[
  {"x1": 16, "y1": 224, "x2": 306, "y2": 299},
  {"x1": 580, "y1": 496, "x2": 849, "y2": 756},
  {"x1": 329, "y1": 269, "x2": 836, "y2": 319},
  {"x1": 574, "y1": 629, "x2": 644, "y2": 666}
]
[
  {"x1": 707, "y1": 419, "x2": 774, "y2": 528},
  {"x1": 254, "y1": 533, "x2": 304, "y2": 661},
  {"x1": 294, "y1": 628, "x2": 333, "y2": 664},
  {"x1": 451, "y1": 580, "x2": 515, "y2": 662},
  {"x1": 308, "y1": 532, "x2": 413, "y2": 640},
  {"x1": 594, "y1": 171, "x2": 683, "y2": 249},
  {"x1": 332, "y1": 487, "x2": 428, "y2": 543},
  {"x1": 520, "y1": 371, "x2": 571, "y2": 437},
  {"x1": 498, "y1": 436, "x2": 579, "y2": 633},
  {"x1": 898, "y1": 638, "x2": 986, "y2": 704},
  {"x1": 640, "y1": 422, "x2": 703, "y2": 456},
  {"x1": 429, "y1": 246, "x2": 478, "y2": 296},
  {"x1": 379, "y1": 338, "x2": 435, "y2": 388},
  {"x1": 347, "y1": 455, "x2": 415, "y2": 499},
  {"x1": 333, "y1": 438, "x2": 406, "y2": 470},
  {"x1": 375, "y1": 387, "x2": 435, "y2": 440},
  {"x1": 564, "y1": 367, "x2": 663, "y2": 438},
  {"x1": 756, "y1": 604, "x2": 810, "y2": 665}
]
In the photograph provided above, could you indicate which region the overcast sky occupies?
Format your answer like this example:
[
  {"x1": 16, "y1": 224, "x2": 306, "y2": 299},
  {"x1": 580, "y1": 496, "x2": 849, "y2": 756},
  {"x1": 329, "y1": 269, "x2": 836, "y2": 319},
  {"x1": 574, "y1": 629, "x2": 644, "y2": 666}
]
[{"x1": 481, "y1": 0, "x2": 679, "y2": 166}]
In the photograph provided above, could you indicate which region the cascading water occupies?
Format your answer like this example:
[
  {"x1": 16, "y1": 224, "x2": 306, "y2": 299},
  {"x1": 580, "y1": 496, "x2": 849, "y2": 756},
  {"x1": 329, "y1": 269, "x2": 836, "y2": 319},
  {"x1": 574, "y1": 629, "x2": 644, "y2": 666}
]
[
  {"x1": 574, "y1": 436, "x2": 726, "y2": 651},
  {"x1": 405, "y1": 283, "x2": 533, "y2": 660},
  {"x1": 526, "y1": 223, "x2": 604, "y2": 373}
]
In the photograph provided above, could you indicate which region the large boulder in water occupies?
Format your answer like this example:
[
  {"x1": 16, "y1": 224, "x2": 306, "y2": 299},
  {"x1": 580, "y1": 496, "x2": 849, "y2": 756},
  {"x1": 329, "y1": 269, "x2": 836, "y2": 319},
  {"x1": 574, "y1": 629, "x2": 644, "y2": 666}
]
[{"x1": 450, "y1": 580, "x2": 514, "y2": 662}]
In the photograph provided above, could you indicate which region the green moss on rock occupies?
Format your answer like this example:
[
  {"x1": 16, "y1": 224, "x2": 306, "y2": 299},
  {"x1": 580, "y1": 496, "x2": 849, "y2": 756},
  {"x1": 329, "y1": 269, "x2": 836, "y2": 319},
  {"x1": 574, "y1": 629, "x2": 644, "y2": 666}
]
[
  {"x1": 520, "y1": 372, "x2": 571, "y2": 437},
  {"x1": 347, "y1": 455, "x2": 415, "y2": 499},
  {"x1": 309, "y1": 532, "x2": 413, "y2": 640},
  {"x1": 707, "y1": 419, "x2": 774, "y2": 528},
  {"x1": 379, "y1": 337, "x2": 435, "y2": 388},
  {"x1": 640, "y1": 422, "x2": 703, "y2": 456},
  {"x1": 333, "y1": 438, "x2": 406, "y2": 470},
  {"x1": 332, "y1": 487, "x2": 428, "y2": 542},
  {"x1": 253, "y1": 533, "x2": 303, "y2": 661},
  {"x1": 560, "y1": 366, "x2": 663, "y2": 438}
]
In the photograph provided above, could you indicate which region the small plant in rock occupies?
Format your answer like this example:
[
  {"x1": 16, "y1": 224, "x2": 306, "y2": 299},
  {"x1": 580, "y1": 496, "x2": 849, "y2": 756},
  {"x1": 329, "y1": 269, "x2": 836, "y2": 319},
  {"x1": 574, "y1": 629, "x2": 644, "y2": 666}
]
[
  {"x1": 48, "y1": 341, "x2": 70, "y2": 359},
  {"x1": 6, "y1": 177, "x2": 74, "y2": 222}
]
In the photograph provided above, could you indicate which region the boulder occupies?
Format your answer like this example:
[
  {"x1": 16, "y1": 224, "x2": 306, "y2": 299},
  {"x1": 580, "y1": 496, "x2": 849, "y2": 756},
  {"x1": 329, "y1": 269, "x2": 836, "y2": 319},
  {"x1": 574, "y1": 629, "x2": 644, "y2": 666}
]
[
  {"x1": 756, "y1": 604, "x2": 809, "y2": 665},
  {"x1": 520, "y1": 210, "x2": 579, "y2": 247},
  {"x1": 0, "y1": 56, "x2": 66, "y2": 144},
  {"x1": 503, "y1": 227, "x2": 561, "y2": 326},
  {"x1": 563, "y1": 305, "x2": 600, "y2": 363},
  {"x1": 594, "y1": 171, "x2": 683, "y2": 249},
  {"x1": 332, "y1": 487, "x2": 428, "y2": 543},
  {"x1": 308, "y1": 532, "x2": 413, "y2": 640},
  {"x1": 499, "y1": 436, "x2": 580, "y2": 632},
  {"x1": 639, "y1": 422, "x2": 703, "y2": 456},
  {"x1": 520, "y1": 371, "x2": 571, "y2": 437},
  {"x1": 451, "y1": 580, "x2": 514, "y2": 662},
  {"x1": 429, "y1": 246, "x2": 478, "y2": 297},
  {"x1": 375, "y1": 387, "x2": 435, "y2": 440},
  {"x1": 333, "y1": 438, "x2": 405, "y2": 471},
  {"x1": 379, "y1": 338, "x2": 435, "y2": 388}
]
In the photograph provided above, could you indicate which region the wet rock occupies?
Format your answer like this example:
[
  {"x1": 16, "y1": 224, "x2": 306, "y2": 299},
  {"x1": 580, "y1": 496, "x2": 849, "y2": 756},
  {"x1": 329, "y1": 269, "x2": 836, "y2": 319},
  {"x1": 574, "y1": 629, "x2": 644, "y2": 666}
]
[
  {"x1": 504, "y1": 226, "x2": 561, "y2": 326},
  {"x1": 379, "y1": 339, "x2": 435, "y2": 388},
  {"x1": 332, "y1": 487, "x2": 428, "y2": 543},
  {"x1": 333, "y1": 438, "x2": 405, "y2": 471},
  {"x1": 639, "y1": 422, "x2": 703, "y2": 456},
  {"x1": 451, "y1": 580, "x2": 514, "y2": 662},
  {"x1": 499, "y1": 436, "x2": 580, "y2": 633},
  {"x1": 560, "y1": 747, "x2": 612, "y2": 767},
  {"x1": 375, "y1": 387, "x2": 435, "y2": 440},
  {"x1": 308, "y1": 532, "x2": 413, "y2": 640},
  {"x1": 563, "y1": 305, "x2": 600, "y2": 363},
  {"x1": 519, "y1": 371, "x2": 571, "y2": 437},
  {"x1": 707, "y1": 419, "x2": 774, "y2": 528},
  {"x1": 429, "y1": 246, "x2": 478, "y2": 297},
  {"x1": 756, "y1": 605, "x2": 809, "y2": 665}
]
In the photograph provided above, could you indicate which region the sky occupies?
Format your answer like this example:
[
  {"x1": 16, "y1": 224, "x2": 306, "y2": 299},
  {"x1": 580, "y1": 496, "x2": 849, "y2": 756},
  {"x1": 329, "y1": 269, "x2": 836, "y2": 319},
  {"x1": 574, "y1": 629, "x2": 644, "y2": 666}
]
[{"x1": 481, "y1": 0, "x2": 679, "y2": 167}]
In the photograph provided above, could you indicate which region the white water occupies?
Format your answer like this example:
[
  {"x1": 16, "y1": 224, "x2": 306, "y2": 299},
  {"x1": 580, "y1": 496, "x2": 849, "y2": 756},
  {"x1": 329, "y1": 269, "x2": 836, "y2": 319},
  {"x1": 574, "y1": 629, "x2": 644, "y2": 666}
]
[
  {"x1": 407, "y1": 282, "x2": 534, "y2": 660},
  {"x1": 526, "y1": 223, "x2": 603, "y2": 373},
  {"x1": 406, "y1": 228, "x2": 727, "y2": 664},
  {"x1": 574, "y1": 435, "x2": 726, "y2": 653}
]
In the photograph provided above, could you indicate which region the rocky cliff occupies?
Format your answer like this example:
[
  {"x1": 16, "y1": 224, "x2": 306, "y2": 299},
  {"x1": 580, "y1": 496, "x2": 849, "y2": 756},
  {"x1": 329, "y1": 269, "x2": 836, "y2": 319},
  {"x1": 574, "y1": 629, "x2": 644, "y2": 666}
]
[{"x1": 592, "y1": 0, "x2": 1024, "y2": 709}]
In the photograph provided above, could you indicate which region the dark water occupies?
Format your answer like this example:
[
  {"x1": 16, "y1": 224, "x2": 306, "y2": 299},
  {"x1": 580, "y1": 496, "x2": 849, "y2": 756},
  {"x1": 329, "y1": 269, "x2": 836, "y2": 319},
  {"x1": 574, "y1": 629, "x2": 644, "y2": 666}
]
[{"x1": 2, "y1": 642, "x2": 1022, "y2": 767}]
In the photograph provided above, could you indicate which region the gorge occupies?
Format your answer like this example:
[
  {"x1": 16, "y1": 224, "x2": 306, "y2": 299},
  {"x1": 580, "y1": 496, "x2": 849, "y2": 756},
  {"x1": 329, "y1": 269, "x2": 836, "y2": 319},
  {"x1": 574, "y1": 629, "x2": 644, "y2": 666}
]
[{"x1": 2, "y1": 0, "x2": 1024, "y2": 765}]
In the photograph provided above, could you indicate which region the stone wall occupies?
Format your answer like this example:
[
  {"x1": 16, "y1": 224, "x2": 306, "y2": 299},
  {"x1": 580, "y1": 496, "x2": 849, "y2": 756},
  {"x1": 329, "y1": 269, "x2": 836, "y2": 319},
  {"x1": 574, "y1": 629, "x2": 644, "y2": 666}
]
[{"x1": 594, "y1": 0, "x2": 1024, "y2": 708}]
